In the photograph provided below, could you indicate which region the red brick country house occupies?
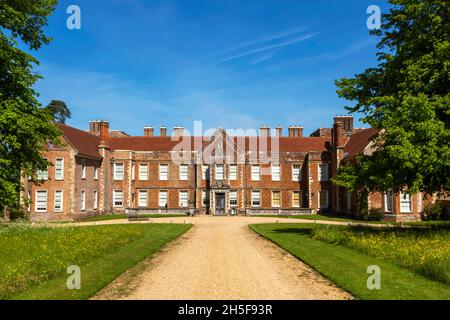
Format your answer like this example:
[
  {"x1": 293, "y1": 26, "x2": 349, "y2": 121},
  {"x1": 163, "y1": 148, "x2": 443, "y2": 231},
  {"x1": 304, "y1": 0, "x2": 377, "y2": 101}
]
[{"x1": 21, "y1": 116, "x2": 430, "y2": 222}]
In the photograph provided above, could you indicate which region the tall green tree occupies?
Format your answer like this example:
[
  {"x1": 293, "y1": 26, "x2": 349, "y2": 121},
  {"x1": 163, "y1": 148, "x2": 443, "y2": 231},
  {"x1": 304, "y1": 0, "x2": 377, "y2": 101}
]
[
  {"x1": 333, "y1": 0, "x2": 450, "y2": 195},
  {"x1": 0, "y1": 0, "x2": 60, "y2": 218},
  {"x1": 45, "y1": 100, "x2": 71, "y2": 124}
]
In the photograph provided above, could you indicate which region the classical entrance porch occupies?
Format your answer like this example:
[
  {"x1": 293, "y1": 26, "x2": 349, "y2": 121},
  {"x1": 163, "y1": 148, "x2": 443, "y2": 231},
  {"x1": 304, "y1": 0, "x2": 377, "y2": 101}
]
[
  {"x1": 215, "y1": 193, "x2": 226, "y2": 215},
  {"x1": 209, "y1": 181, "x2": 230, "y2": 216}
]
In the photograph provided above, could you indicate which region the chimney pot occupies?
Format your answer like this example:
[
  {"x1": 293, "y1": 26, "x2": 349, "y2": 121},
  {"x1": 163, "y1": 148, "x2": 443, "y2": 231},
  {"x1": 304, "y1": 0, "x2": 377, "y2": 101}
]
[{"x1": 160, "y1": 126, "x2": 167, "y2": 137}]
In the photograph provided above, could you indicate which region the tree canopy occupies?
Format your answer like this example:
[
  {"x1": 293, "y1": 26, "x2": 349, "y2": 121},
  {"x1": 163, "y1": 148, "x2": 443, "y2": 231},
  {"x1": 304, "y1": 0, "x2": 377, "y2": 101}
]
[
  {"x1": 333, "y1": 0, "x2": 450, "y2": 195},
  {"x1": 45, "y1": 100, "x2": 71, "y2": 124},
  {"x1": 0, "y1": 0, "x2": 60, "y2": 212}
]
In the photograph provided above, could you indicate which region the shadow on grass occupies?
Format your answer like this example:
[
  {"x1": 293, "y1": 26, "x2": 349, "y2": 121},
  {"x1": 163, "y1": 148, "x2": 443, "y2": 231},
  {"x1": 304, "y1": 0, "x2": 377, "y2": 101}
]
[{"x1": 271, "y1": 228, "x2": 313, "y2": 235}]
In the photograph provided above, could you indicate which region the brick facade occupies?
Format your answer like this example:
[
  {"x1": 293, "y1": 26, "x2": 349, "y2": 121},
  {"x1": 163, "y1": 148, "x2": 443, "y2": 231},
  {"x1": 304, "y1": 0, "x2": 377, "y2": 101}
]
[{"x1": 22, "y1": 117, "x2": 429, "y2": 222}]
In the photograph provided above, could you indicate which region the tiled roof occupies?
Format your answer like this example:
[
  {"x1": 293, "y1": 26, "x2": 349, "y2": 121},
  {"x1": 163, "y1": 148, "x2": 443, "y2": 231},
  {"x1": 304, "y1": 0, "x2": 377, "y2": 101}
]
[
  {"x1": 108, "y1": 136, "x2": 332, "y2": 153},
  {"x1": 58, "y1": 124, "x2": 102, "y2": 159},
  {"x1": 57, "y1": 123, "x2": 334, "y2": 156},
  {"x1": 343, "y1": 128, "x2": 380, "y2": 159}
]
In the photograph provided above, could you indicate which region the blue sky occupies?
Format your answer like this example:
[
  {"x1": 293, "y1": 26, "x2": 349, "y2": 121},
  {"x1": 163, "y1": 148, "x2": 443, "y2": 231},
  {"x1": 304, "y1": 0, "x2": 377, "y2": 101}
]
[{"x1": 33, "y1": 0, "x2": 389, "y2": 136}]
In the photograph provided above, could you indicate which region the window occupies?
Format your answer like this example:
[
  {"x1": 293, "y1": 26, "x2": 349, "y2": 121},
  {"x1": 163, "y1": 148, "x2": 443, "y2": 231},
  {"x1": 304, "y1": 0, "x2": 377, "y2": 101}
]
[
  {"x1": 272, "y1": 165, "x2": 280, "y2": 181},
  {"x1": 94, "y1": 190, "x2": 98, "y2": 210},
  {"x1": 138, "y1": 190, "x2": 147, "y2": 207},
  {"x1": 37, "y1": 160, "x2": 48, "y2": 181},
  {"x1": 229, "y1": 190, "x2": 238, "y2": 207},
  {"x1": 384, "y1": 192, "x2": 393, "y2": 212},
  {"x1": 251, "y1": 190, "x2": 260, "y2": 207},
  {"x1": 159, "y1": 191, "x2": 168, "y2": 207},
  {"x1": 55, "y1": 158, "x2": 64, "y2": 180},
  {"x1": 131, "y1": 163, "x2": 135, "y2": 181},
  {"x1": 179, "y1": 191, "x2": 188, "y2": 207},
  {"x1": 139, "y1": 164, "x2": 148, "y2": 181},
  {"x1": 81, "y1": 159, "x2": 87, "y2": 179},
  {"x1": 159, "y1": 164, "x2": 168, "y2": 181},
  {"x1": 81, "y1": 190, "x2": 86, "y2": 211},
  {"x1": 215, "y1": 165, "x2": 224, "y2": 180},
  {"x1": 180, "y1": 165, "x2": 188, "y2": 181},
  {"x1": 54, "y1": 190, "x2": 63, "y2": 212},
  {"x1": 272, "y1": 191, "x2": 281, "y2": 207},
  {"x1": 114, "y1": 163, "x2": 124, "y2": 180},
  {"x1": 35, "y1": 190, "x2": 48, "y2": 212},
  {"x1": 251, "y1": 165, "x2": 260, "y2": 181},
  {"x1": 229, "y1": 165, "x2": 237, "y2": 180},
  {"x1": 202, "y1": 190, "x2": 209, "y2": 207},
  {"x1": 292, "y1": 191, "x2": 301, "y2": 208},
  {"x1": 318, "y1": 163, "x2": 329, "y2": 181},
  {"x1": 113, "y1": 190, "x2": 123, "y2": 207},
  {"x1": 94, "y1": 165, "x2": 99, "y2": 180},
  {"x1": 319, "y1": 190, "x2": 329, "y2": 209},
  {"x1": 292, "y1": 165, "x2": 301, "y2": 181},
  {"x1": 202, "y1": 165, "x2": 210, "y2": 180},
  {"x1": 400, "y1": 192, "x2": 412, "y2": 213}
]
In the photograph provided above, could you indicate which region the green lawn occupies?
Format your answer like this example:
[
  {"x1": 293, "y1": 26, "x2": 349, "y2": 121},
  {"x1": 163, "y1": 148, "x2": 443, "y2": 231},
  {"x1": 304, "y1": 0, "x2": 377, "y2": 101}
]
[
  {"x1": 78, "y1": 214, "x2": 186, "y2": 222},
  {"x1": 250, "y1": 223, "x2": 450, "y2": 300},
  {"x1": 0, "y1": 223, "x2": 191, "y2": 300}
]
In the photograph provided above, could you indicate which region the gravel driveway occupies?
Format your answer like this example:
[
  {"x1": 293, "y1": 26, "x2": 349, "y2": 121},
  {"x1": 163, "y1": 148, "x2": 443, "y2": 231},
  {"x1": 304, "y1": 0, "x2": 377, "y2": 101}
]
[{"x1": 93, "y1": 216, "x2": 352, "y2": 300}]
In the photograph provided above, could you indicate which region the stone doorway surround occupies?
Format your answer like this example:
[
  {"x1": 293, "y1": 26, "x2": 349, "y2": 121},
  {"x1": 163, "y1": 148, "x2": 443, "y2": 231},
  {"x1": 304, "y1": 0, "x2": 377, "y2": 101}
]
[{"x1": 209, "y1": 181, "x2": 230, "y2": 216}]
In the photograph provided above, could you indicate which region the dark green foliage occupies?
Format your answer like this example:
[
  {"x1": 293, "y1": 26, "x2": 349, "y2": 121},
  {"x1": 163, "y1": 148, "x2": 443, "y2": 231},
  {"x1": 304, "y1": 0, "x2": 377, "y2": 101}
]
[
  {"x1": 0, "y1": 0, "x2": 60, "y2": 212},
  {"x1": 44, "y1": 100, "x2": 71, "y2": 124},
  {"x1": 333, "y1": 0, "x2": 450, "y2": 195}
]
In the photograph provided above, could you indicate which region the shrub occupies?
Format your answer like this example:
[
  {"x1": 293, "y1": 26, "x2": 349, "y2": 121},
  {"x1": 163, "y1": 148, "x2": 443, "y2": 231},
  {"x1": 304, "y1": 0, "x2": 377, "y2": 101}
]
[
  {"x1": 367, "y1": 208, "x2": 384, "y2": 221},
  {"x1": 421, "y1": 203, "x2": 443, "y2": 221},
  {"x1": 438, "y1": 201, "x2": 450, "y2": 221}
]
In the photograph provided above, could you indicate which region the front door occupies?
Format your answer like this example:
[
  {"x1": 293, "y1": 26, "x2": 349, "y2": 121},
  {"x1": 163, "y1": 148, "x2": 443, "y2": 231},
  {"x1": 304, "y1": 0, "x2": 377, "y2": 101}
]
[{"x1": 215, "y1": 193, "x2": 226, "y2": 215}]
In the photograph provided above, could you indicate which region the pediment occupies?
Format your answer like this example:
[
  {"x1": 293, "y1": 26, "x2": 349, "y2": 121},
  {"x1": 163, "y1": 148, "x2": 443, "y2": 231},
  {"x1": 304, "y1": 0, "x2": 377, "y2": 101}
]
[{"x1": 210, "y1": 181, "x2": 230, "y2": 189}]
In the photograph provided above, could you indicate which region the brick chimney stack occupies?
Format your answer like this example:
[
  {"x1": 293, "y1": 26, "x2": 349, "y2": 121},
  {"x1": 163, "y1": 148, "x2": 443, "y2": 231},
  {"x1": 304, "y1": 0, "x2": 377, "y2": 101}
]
[
  {"x1": 275, "y1": 126, "x2": 283, "y2": 137},
  {"x1": 99, "y1": 121, "x2": 110, "y2": 147},
  {"x1": 173, "y1": 126, "x2": 185, "y2": 137},
  {"x1": 259, "y1": 125, "x2": 270, "y2": 137},
  {"x1": 144, "y1": 126, "x2": 154, "y2": 137},
  {"x1": 288, "y1": 126, "x2": 303, "y2": 137},
  {"x1": 332, "y1": 119, "x2": 345, "y2": 148},
  {"x1": 334, "y1": 115, "x2": 354, "y2": 135},
  {"x1": 89, "y1": 120, "x2": 102, "y2": 135},
  {"x1": 160, "y1": 126, "x2": 167, "y2": 137}
]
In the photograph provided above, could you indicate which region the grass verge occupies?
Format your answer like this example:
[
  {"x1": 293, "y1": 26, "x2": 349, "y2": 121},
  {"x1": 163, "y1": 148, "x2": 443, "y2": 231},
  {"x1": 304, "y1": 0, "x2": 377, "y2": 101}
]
[
  {"x1": 250, "y1": 223, "x2": 450, "y2": 300},
  {"x1": 78, "y1": 214, "x2": 186, "y2": 222},
  {"x1": 0, "y1": 223, "x2": 191, "y2": 300}
]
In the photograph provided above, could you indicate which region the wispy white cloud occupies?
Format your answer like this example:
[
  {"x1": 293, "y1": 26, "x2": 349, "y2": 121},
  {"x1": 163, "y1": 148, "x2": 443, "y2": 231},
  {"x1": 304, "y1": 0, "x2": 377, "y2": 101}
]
[
  {"x1": 250, "y1": 51, "x2": 279, "y2": 65},
  {"x1": 211, "y1": 26, "x2": 309, "y2": 57},
  {"x1": 215, "y1": 33, "x2": 316, "y2": 64}
]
